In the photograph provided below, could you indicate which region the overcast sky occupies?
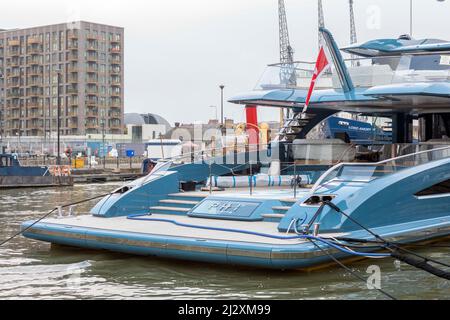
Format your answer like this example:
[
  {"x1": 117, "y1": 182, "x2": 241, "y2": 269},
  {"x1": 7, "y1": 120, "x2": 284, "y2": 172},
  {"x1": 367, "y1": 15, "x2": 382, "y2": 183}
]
[{"x1": 1, "y1": 0, "x2": 449, "y2": 124}]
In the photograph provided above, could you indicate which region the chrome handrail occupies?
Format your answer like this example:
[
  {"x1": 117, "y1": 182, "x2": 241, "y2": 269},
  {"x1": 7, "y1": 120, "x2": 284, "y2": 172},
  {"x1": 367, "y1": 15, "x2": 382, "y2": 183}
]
[{"x1": 310, "y1": 145, "x2": 450, "y2": 195}]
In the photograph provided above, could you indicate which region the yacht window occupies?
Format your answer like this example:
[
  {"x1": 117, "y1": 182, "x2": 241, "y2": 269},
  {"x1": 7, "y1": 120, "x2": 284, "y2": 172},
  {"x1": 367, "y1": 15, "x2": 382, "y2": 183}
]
[{"x1": 415, "y1": 179, "x2": 450, "y2": 197}]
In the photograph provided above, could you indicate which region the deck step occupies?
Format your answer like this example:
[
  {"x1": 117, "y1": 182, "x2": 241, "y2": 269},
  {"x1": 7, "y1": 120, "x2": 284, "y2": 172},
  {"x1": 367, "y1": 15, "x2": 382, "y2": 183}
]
[
  {"x1": 272, "y1": 206, "x2": 292, "y2": 211},
  {"x1": 281, "y1": 198, "x2": 298, "y2": 204},
  {"x1": 159, "y1": 199, "x2": 199, "y2": 206},
  {"x1": 168, "y1": 193, "x2": 208, "y2": 199},
  {"x1": 261, "y1": 213, "x2": 285, "y2": 219},
  {"x1": 149, "y1": 206, "x2": 191, "y2": 213}
]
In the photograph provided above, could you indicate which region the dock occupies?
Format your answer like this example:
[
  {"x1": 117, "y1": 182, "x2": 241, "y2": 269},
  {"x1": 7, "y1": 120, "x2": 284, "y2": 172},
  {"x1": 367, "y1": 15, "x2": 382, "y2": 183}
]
[{"x1": 71, "y1": 168, "x2": 144, "y2": 184}]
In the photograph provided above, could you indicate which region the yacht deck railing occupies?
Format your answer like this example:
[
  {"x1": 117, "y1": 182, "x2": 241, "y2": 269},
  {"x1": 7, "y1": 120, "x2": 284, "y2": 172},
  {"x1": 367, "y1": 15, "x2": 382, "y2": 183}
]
[{"x1": 310, "y1": 145, "x2": 450, "y2": 194}]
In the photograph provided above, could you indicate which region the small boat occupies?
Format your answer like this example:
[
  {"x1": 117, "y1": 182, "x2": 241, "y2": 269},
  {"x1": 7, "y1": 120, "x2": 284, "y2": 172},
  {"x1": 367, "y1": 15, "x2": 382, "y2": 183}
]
[
  {"x1": 0, "y1": 153, "x2": 73, "y2": 189},
  {"x1": 21, "y1": 28, "x2": 450, "y2": 270}
]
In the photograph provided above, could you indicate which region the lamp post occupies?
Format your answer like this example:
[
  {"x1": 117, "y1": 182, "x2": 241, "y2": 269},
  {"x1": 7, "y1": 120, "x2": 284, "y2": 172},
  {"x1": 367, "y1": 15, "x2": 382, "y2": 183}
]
[
  {"x1": 102, "y1": 117, "x2": 106, "y2": 169},
  {"x1": 410, "y1": 0, "x2": 413, "y2": 37},
  {"x1": 219, "y1": 85, "x2": 225, "y2": 128},
  {"x1": 56, "y1": 70, "x2": 62, "y2": 165}
]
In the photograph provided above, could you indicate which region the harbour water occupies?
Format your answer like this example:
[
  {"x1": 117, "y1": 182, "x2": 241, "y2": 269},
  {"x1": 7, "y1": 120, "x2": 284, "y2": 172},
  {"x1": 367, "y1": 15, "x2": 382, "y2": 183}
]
[{"x1": 0, "y1": 183, "x2": 449, "y2": 300}]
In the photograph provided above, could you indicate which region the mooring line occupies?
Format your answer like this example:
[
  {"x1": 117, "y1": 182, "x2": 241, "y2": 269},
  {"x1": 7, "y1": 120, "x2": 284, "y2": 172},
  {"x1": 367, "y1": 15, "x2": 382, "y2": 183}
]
[{"x1": 0, "y1": 192, "x2": 112, "y2": 247}]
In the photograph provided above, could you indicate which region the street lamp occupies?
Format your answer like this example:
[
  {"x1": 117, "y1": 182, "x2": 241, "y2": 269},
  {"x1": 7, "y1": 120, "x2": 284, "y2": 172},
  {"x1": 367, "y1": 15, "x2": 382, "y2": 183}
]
[
  {"x1": 219, "y1": 85, "x2": 225, "y2": 128},
  {"x1": 410, "y1": 0, "x2": 446, "y2": 37},
  {"x1": 56, "y1": 69, "x2": 62, "y2": 165},
  {"x1": 102, "y1": 116, "x2": 106, "y2": 169}
]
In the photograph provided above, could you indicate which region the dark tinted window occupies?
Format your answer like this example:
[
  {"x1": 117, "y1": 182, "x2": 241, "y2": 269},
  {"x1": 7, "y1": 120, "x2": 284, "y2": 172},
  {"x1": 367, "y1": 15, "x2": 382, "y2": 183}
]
[{"x1": 416, "y1": 179, "x2": 450, "y2": 197}]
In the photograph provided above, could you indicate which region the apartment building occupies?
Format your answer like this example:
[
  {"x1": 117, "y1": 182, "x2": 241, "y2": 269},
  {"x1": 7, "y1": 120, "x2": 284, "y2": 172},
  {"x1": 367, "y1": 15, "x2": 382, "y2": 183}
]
[{"x1": 0, "y1": 21, "x2": 124, "y2": 137}]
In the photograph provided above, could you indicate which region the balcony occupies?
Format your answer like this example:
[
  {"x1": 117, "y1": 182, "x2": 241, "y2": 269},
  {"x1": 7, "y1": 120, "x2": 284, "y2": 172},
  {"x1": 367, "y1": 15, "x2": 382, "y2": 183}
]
[
  {"x1": 86, "y1": 66, "x2": 98, "y2": 73},
  {"x1": 68, "y1": 110, "x2": 78, "y2": 117},
  {"x1": 86, "y1": 110, "x2": 99, "y2": 118},
  {"x1": 68, "y1": 66, "x2": 78, "y2": 73},
  {"x1": 68, "y1": 32, "x2": 78, "y2": 39},
  {"x1": 69, "y1": 122, "x2": 78, "y2": 129},
  {"x1": 86, "y1": 98, "x2": 98, "y2": 106},
  {"x1": 86, "y1": 76, "x2": 98, "y2": 84},
  {"x1": 86, "y1": 34, "x2": 98, "y2": 41},
  {"x1": 86, "y1": 85, "x2": 98, "y2": 93},
  {"x1": 111, "y1": 77, "x2": 121, "y2": 85},
  {"x1": 28, "y1": 68, "x2": 43, "y2": 76},
  {"x1": 7, "y1": 103, "x2": 21, "y2": 110},
  {"x1": 27, "y1": 103, "x2": 40, "y2": 109},
  {"x1": 67, "y1": 43, "x2": 78, "y2": 50},
  {"x1": 8, "y1": 59, "x2": 20, "y2": 67},
  {"x1": 109, "y1": 112, "x2": 121, "y2": 119},
  {"x1": 110, "y1": 68, "x2": 121, "y2": 75},
  {"x1": 28, "y1": 46, "x2": 43, "y2": 55},
  {"x1": 9, "y1": 124, "x2": 21, "y2": 130},
  {"x1": 111, "y1": 47, "x2": 121, "y2": 53},
  {"x1": 8, "y1": 49, "x2": 20, "y2": 57},
  {"x1": 86, "y1": 44, "x2": 98, "y2": 51},
  {"x1": 111, "y1": 58, "x2": 121, "y2": 65},
  {"x1": 67, "y1": 75, "x2": 78, "y2": 83},
  {"x1": 68, "y1": 99, "x2": 78, "y2": 106},
  {"x1": 28, "y1": 78, "x2": 42, "y2": 86},
  {"x1": 67, "y1": 87, "x2": 78, "y2": 95},
  {"x1": 110, "y1": 101, "x2": 121, "y2": 108},
  {"x1": 109, "y1": 123, "x2": 122, "y2": 130},
  {"x1": 68, "y1": 53, "x2": 78, "y2": 61},
  {"x1": 29, "y1": 112, "x2": 42, "y2": 119},
  {"x1": 8, "y1": 40, "x2": 20, "y2": 47},
  {"x1": 9, "y1": 81, "x2": 21, "y2": 88},
  {"x1": 27, "y1": 58, "x2": 42, "y2": 66},
  {"x1": 7, "y1": 91, "x2": 21, "y2": 98},
  {"x1": 27, "y1": 38, "x2": 41, "y2": 45},
  {"x1": 27, "y1": 89, "x2": 43, "y2": 97},
  {"x1": 86, "y1": 54, "x2": 98, "y2": 62},
  {"x1": 7, "y1": 70, "x2": 21, "y2": 78},
  {"x1": 111, "y1": 91, "x2": 121, "y2": 97},
  {"x1": 85, "y1": 122, "x2": 98, "y2": 129}
]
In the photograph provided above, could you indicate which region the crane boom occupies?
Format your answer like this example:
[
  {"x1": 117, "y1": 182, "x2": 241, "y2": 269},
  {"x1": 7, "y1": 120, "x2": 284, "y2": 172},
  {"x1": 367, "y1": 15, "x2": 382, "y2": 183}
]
[{"x1": 278, "y1": 0, "x2": 294, "y2": 64}]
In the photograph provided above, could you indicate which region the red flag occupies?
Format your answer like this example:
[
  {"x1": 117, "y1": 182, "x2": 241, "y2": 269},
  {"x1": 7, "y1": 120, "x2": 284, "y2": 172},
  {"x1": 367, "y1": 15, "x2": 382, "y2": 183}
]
[{"x1": 303, "y1": 47, "x2": 330, "y2": 113}]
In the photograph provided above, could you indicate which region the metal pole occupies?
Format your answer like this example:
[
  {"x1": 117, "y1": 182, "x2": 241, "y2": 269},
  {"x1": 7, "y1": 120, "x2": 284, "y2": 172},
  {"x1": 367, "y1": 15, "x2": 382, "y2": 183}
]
[
  {"x1": 159, "y1": 133, "x2": 165, "y2": 160},
  {"x1": 209, "y1": 162, "x2": 213, "y2": 195},
  {"x1": 410, "y1": 0, "x2": 413, "y2": 37},
  {"x1": 56, "y1": 71, "x2": 61, "y2": 166},
  {"x1": 219, "y1": 85, "x2": 225, "y2": 129},
  {"x1": 249, "y1": 161, "x2": 253, "y2": 196},
  {"x1": 102, "y1": 120, "x2": 106, "y2": 169},
  {"x1": 294, "y1": 162, "x2": 297, "y2": 199}
]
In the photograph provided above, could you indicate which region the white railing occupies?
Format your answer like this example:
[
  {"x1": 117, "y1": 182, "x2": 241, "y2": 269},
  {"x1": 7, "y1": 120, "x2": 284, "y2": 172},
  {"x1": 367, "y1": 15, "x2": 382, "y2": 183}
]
[
  {"x1": 256, "y1": 53, "x2": 450, "y2": 91},
  {"x1": 310, "y1": 145, "x2": 450, "y2": 194}
]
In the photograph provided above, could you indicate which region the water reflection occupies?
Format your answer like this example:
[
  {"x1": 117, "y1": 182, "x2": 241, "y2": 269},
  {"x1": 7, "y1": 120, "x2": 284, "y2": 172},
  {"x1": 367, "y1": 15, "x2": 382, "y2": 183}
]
[{"x1": 0, "y1": 183, "x2": 449, "y2": 300}]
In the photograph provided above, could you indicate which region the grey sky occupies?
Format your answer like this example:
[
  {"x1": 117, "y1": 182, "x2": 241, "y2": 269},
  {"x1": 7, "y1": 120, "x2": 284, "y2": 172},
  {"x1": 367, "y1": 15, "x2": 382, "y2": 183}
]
[{"x1": 2, "y1": 0, "x2": 449, "y2": 125}]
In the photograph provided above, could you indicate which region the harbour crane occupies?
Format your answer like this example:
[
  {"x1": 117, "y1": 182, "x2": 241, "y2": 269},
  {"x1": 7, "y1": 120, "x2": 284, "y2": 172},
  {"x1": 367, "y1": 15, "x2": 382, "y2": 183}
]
[
  {"x1": 349, "y1": 0, "x2": 358, "y2": 66},
  {"x1": 278, "y1": 0, "x2": 296, "y2": 123},
  {"x1": 318, "y1": 0, "x2": 325, "y2": 48}
]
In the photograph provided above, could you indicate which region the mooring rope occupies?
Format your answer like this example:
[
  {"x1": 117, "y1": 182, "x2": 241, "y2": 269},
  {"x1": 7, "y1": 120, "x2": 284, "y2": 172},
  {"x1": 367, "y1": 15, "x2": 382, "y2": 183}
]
[{"x1": 0, "y1": 192, "x2": 112, "y2": 247}]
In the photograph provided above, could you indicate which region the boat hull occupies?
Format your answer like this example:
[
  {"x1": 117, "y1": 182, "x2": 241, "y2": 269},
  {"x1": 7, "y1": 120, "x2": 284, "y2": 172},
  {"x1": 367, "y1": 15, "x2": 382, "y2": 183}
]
[
  {"x1": 22, "y1": 215, "x2": 450, "y2": 270},
  {"x1": 0, "y1": 176, "x2": 73, "y2": 189}
]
